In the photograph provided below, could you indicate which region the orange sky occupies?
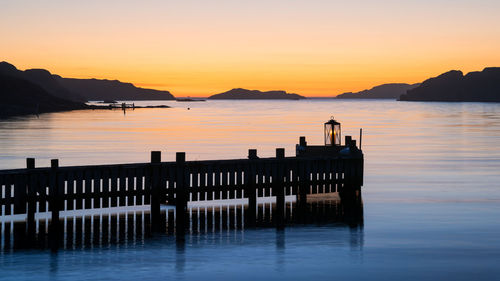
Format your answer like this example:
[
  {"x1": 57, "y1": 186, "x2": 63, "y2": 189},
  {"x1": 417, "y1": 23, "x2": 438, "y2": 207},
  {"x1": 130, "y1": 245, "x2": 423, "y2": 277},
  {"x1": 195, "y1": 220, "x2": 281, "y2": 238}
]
[{"x1": 1, "y1": 0, "x2": 499, "y2": 97}]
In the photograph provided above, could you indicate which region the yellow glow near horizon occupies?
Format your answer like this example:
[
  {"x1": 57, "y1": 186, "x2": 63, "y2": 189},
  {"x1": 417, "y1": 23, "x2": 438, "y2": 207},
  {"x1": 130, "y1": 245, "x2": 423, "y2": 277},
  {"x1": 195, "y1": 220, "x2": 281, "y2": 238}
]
[{"x1": 1, "y1": 1, "x2": 500, "y2": 97}]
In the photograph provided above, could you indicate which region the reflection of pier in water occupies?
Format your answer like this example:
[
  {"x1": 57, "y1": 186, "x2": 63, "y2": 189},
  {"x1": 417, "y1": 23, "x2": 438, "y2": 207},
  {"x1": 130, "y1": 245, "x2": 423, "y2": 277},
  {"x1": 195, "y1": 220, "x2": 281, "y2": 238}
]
[{"x1": 0, "y1": 194, "x2": 363, "y2": 251}]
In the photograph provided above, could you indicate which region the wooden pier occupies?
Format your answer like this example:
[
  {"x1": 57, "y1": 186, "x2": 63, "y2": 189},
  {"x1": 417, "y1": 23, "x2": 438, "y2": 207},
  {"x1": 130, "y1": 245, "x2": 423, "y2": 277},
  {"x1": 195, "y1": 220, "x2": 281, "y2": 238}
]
[{"x1": 0, "y1": 135, "x2": 363, "y2": 247}]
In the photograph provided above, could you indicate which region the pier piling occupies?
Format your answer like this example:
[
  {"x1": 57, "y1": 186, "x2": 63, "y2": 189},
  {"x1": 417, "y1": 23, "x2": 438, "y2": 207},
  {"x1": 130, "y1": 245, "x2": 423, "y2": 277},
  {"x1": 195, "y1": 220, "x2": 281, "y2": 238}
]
[
  {"x1": 26, "y1": 158, "x2": 36, "y2": 235},
  {"x1": 150, "y1": 151, "x2": 162, "y2": 229},
  {"x1": 275, "y1": 148, "x2": 285, "y2": 228},
  {"x1": 175, "y1": 152, "x2": 187, "y2": 237}
]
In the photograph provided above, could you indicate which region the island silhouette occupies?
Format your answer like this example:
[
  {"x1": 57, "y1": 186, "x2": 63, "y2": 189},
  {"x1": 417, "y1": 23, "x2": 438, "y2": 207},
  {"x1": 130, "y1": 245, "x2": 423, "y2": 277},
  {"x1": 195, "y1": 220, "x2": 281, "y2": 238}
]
[
  {"x1": 208, "y1": 88, "x2": 305, "y2": 99},
  {"x1": 336, "y1": 83, "x2": 420, "y2": 99},
  {"x1": 400, "y1": 67, "x2": 500, "y2": 102}
]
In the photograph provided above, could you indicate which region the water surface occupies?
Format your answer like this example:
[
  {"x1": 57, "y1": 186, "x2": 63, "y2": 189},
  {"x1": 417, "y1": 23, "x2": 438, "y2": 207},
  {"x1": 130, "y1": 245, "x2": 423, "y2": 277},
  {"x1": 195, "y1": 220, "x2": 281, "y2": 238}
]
[{"x1": 1, "y1": 100, "x2": 499, "y2": 280}]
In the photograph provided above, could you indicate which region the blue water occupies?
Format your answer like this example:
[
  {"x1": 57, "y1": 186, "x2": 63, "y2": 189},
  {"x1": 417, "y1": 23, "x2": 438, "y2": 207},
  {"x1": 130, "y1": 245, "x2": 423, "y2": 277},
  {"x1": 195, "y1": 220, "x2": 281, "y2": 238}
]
[{"x1": 0, "y1": 100, "x2": 499, "y2": 280}]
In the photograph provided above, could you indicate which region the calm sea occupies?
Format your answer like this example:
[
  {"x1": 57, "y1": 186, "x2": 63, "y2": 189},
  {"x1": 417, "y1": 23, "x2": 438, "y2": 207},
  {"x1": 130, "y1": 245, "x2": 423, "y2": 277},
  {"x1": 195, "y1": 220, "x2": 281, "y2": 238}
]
[{"x1": 0, "y1": 99, "x2": 499, "y2": 280}]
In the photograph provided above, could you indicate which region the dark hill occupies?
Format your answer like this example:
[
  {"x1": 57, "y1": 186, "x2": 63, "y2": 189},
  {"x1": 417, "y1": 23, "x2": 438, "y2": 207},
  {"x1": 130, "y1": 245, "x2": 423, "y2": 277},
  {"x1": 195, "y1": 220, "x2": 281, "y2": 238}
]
[
  {"x1": 399, "y1": 68, "x2": 500, "y2": 102},
  {"x1": 336, "y1": 83, "x2": 420, "y2": 99},
  {"x1": 208, "y1": 88, "x2": 305, "y2": 99},
  {"x1": 0, "y1": 61, "x2": 175, "y2": 102},
  {"x1": 0, "y1": 74, "x2": 87, "y2": 118},
  {"x1": 0, "y1": 62, "x2": 85, "y2": 102},
  {"x1": 55, "y1": 77, "x2": 175, "y2": 101}
]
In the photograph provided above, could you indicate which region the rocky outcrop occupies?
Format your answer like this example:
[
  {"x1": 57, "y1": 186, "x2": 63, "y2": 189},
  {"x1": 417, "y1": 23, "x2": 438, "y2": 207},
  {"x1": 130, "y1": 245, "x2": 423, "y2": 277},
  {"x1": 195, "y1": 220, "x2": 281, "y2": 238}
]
[{"x1": 399, "y1": 68, "x2": 500, "y2": 102}]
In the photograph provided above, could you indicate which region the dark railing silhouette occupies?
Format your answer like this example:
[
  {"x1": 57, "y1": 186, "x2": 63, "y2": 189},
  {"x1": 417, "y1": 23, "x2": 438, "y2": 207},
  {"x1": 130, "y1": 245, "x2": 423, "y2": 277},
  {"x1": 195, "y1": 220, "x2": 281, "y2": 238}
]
[{"x1": 0, "y1": 145, "x2": 363, "y2": 250}]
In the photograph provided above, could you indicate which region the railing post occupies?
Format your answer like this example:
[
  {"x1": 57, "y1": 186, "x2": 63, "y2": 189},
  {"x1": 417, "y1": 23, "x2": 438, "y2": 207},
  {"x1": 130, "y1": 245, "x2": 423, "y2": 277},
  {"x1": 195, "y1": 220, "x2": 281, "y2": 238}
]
[
  {"x1": 26, "y1": 158, "x2": 36, "y2": 234},
  {"x1": 275, "y1": 148, "x2": 285, "y2": 228},
  {"x1": 175, "y1": 152, "x2": 187, "y2": 237},
  {"x1": 248, "y1": 149, "x2": 258, "y2": 160},
  {"x1": 150, "y1": 151, "x2": 161, "y2": 229}
]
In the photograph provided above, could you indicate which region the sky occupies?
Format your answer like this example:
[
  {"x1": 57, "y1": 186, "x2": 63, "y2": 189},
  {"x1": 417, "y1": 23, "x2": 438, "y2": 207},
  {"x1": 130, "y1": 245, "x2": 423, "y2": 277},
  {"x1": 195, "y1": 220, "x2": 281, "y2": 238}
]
[{"x1": 1, "y1": 0, "x2": 499, "y2": 97}]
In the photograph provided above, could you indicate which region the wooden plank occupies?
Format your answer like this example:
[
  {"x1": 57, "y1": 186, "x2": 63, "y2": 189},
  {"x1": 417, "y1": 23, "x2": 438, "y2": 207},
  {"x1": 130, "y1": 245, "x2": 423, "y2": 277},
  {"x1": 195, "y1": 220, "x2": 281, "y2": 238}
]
[
  {"x1": 228, "y1": 169, "x2": 235, "y2": 199},
  {"x1": 292, "y1": 160, "x2": 299, "y2": 195},
  {"x1": 135, "y1": 168, "x2": 146, "y2": 206},
  {"x1": 285, "y1": 163, "x2": 292, "y2": 196},
  {"x1": 136, "y1": 168, "x2": 144, "y2": 206},
  {"x1": 13, "y1": 173, "x2": 27, "y2": 214},
  {"x1": 265, "y1": 162, "x2": 272, "y2": 197},
  {"x1": 150, "y1": 152, "x2": 162, "y2": 226},
  {"x1": 75, "y1": 170, "x2": 84, "y2": 210},
  {"x1": 4, "y1": 174, "x2": 13, "y2": 215},
  {"x1": 214, "y1": 168, "x2": 221, "y2": 200},
  {"x1": 271, "y1": 160, "x2": 278, "y2": 198},
  {"x1": 65, "y1": 170, "x2": 75, "y2": 211},
  {"x1": 119, "y1": 167, "x2": 127, "y2": 207},
  {"x1": 206, "y1": 167, "x2": 213, "y2": 201},
  {"x1": 102, "y1": 168, "x2": 110, "y2": 208},
  {"x1": 27, "y1": 169, "x2": 38, "y2": 228},
  {"x1": 311, "y1": 161, "x2": 318, "y2": 194},
  {"x1": 144, "y1": 167, "x2": 151, "y2": 205},
  {"x1": 110, "y1": 166, "x2": 119, "y2": 207},
  {"x1": 236, "y1": 168, "x2": 243, "y2": 199},
  {"x1": 317, "y1": 159, "x2": 325, "y2": 194},
  {"x1": 84, "y1": 169, "x2": 92, "y2": 209},
  {"x1": 305, "y1": 159, "x2": 313, "y2": 195},
  {"x1": 167, "y1": 165, "x2": 176, "y2": 204},
  {"x1": 257, "y1": 165, "x2": 264, "y2": 198},
  {"x1": 0, "y1": 174, "x2": 5, "y2": 216},
  {"x1": 58, "y1": 170, "x2": 67, "y2": 213},
  {"x1": 127, "y1": 168, "x2": 135, "y2": 206},
  {"x1": 159, "y1": 164, "x2": 168, "y2": 205},
  {"x1": 325, "y1": 159, "x2": 332, "y2": 193},
  {"x1": 93, "y1": 169, "x2": 102, "y2": 209},
  {"x1": 37, "y1": 172, "x2": 49, "y2": 213},
  {"x1": 221, "y1": 167, "x2": 228, "y2": 200},
  {"x1": 191, "y1": 167, "x2": 199, "y2": 202},
  {"x1": 200, "y1": 168, "x2": 207, "y2": 201}
]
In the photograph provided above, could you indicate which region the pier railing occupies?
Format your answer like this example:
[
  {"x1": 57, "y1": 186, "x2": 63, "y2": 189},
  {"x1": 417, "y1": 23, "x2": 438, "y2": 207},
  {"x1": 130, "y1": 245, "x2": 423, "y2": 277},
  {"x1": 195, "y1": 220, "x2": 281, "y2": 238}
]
[{"x1": 0, "y1": 148, "x2": 363, "y2": 229}]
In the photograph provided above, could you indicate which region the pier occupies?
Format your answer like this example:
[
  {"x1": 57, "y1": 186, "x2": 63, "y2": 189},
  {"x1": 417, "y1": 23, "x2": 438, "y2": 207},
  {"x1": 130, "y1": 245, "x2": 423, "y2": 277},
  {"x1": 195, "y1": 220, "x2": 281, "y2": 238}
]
[{"x1": 0, "y1": 119, "x2": 363, "y2": 250}]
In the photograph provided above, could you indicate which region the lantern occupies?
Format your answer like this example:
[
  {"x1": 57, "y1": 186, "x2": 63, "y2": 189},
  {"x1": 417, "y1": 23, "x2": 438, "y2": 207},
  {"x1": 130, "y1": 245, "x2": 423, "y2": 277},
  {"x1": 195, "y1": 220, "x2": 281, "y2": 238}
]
[{"x1": 324, "y1": 118, "x2": 341, "y2": 146}]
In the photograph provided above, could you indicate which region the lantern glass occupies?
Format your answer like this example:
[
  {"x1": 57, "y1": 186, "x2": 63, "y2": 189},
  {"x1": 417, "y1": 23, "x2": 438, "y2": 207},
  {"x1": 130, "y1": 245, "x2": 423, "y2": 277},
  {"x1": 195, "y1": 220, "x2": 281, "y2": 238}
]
[
  {"x1": 333, "y1": 123, "x2": 341, "y2": 145},
  {"x1": 324, "y1": 123, "x2": 333, "y2": 145}
]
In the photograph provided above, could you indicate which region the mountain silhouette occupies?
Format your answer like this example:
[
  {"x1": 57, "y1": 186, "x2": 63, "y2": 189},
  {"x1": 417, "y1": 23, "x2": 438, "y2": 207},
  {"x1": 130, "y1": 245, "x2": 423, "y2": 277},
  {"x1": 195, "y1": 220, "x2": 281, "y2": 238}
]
[
  {"x1": 0, "y1": 61, "x2": 175, "y2": 102},
  {"x1": 55, "y1": 77, "x2": 175, "y2": 101},
  {"x1": 336, "y1": 83, "x2": 420, "y2": 99},
  {"x1": 0, "y1": 62, "x2": 85, "y2": 102},
  {"x1": 208, "y1": 88, "x2": 305, "y2": 99},
  {"x1": 399, "y1": 68, "x2": 500, "y2": 102},
  {"x1": 0, "y1": 73, "x2": 87, "y2": 118}
]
